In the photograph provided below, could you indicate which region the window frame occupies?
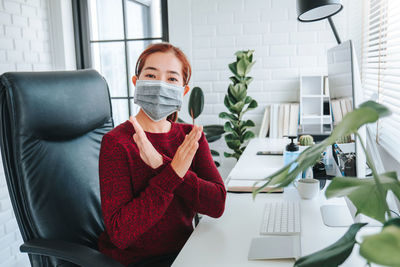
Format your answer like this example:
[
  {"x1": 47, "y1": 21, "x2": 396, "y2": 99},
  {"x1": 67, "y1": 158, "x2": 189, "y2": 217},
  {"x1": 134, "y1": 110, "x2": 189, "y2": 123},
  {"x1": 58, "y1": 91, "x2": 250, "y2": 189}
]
[{"x1": 72, "y1": 0, "x2": 169, "y2": 117}]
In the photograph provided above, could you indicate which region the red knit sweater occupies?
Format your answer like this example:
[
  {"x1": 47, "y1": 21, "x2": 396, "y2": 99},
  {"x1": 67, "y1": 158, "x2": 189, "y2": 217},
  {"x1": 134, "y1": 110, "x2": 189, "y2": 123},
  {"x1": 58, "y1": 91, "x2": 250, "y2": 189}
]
[{"x1": 97, "y1": 120, "x2": 227, "y2": 266}]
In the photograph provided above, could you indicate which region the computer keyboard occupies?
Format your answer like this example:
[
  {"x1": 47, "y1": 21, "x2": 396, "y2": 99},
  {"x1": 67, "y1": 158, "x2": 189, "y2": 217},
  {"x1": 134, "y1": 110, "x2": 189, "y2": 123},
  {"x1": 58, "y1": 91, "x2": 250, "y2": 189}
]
[{"x1": 260, "y1": 201, "x2": 301, "y2": 235}]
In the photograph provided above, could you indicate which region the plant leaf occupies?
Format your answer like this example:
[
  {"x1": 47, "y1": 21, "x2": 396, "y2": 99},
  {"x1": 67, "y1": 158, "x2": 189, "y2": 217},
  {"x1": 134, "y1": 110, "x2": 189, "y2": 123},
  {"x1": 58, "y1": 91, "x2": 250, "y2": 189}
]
[
  {"x1": 244, "y1": 95, "x2": 252, "y2": 104},
  {"x1": 252, "y1": 164, "x2": 292, "y2": 198},
  {"x1": 228, "y1": 62, "x2": 238, "y2": 76},
  {"x1": 237, "y1": 58, "x2": 247, "y2": 77},
  {"x1": 227, "y1": 140, "x2": 240, "y2": 150},
  {"x1": 236, "y1": 83, "x2": 247, "y2": 101},
  {"x1": 224, "y1": 152, "x2": 233, "y2": 158},
  {"x1": 326, "y1": 104, "x2": 387, "y2": 144},
  {"x1": 325, "y1": 172, "x2": 400, "y2": 223},
  {"x1": 230, "y1": 101, "x2": 245, "y2": 113},
  {"x1": 294, "y1": 223, "x2": 367, "y2": 267},
  {"x1": 383, "y1": 217, "x2": 400, "y2": 228},
  {"x1": 177, "y1": 117, "x2": 186, "y2": 123},
  {"x1": 203, "y1": 125, "x2": 224, "y2": 136},
  {"x1": 234, "y1": 50, "x2": 245, "y2": 59},
  {"x1": 243, "y1": 99, "x2": 258, "y2": 114},
  {"x1": 245, "y1": 76, "x2": 253, "y2": 86},
  {"x1": 224, "y1": 94, "x2": 234, "y2": 109},
  {"x1": 224, "y1": 121, "x2": 234, "y2": 132},
  {"x1": 206, "y1": 135, "x2": 221, "y2": 143},
  {"x1": 229, "y1": 83, "x2": 247, "y2": 102},
  {"x1": 188, "y1": 87, "x2": 204, "y2": 119},
  {"x1": 229, "y1": 76, "x2": 240, "y2": 84},
  {"x1": 242, "y1": 131, "x2": 255, "y2": 141},
  {"x1": 245, "y1": 61, "x2": 256, "y2": 76},
  {"x1": 241, "y1": 119, "x2": 255, "y2": 130},
  {"x1": 210, "y1": 149, "x2": 220, "y2": 156},
  {"x1": 219, "y1": 112, "x2": 236, "y2": 121},
  {"x1": 359, "y1": 100, "x2": 392, "y2": 118},
  {"x1": 360, "y1": 224, "x2": 400, "y2": 266}
]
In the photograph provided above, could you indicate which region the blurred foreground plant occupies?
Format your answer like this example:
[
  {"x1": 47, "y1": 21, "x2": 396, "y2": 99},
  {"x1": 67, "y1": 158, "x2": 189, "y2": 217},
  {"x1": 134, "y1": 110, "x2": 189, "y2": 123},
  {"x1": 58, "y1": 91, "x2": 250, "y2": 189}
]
[{"x1": 253, "y1": 100, "x2": 400, "y2": 267}]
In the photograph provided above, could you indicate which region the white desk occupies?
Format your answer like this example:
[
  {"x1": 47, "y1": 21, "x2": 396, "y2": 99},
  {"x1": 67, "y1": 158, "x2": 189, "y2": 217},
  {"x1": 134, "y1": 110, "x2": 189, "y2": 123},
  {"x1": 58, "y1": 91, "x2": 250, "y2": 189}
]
[{"x1": 172, "y1": 138, "x2": 378, "y2": 267}]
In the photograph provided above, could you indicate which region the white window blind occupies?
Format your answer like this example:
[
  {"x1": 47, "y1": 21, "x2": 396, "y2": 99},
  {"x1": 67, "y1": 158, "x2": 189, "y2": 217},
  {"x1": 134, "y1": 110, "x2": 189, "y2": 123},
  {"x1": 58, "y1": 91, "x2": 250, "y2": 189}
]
[{"x1": 361, "y1": 0, "x2": 400, "y2": 161}]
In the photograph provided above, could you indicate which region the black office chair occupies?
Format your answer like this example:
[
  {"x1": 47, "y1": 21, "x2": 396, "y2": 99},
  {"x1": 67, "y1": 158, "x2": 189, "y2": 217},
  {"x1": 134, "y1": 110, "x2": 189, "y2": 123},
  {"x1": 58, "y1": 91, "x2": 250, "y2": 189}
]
[{"x1": 0, "y1": 70, "x2": 125, "y2": 267}]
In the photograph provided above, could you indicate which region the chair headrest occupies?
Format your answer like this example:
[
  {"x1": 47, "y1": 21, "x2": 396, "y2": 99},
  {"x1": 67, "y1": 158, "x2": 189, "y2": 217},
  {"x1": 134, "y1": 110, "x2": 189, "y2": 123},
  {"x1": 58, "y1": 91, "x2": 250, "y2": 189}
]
[{"x1": 1, "y1": 69, "x2": 111, "y2": 140}]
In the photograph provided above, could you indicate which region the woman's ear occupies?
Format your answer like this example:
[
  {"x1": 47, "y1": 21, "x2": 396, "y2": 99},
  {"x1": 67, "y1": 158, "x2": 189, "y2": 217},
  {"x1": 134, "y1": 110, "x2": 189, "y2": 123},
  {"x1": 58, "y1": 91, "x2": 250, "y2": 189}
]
[
  {"x1": 132, "y1": 76, "x2": 137, "y2": 86},
  {"x1": 183, "y1": 85, "x2": 190, "y2": 96}
]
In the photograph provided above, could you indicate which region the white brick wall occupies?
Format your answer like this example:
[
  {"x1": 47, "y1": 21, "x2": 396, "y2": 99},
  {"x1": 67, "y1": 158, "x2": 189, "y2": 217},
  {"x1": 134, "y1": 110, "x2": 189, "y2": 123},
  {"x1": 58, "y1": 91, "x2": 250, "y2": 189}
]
[
  {"x1": 170, "y1": 0, "x2": 353, "y2": 180},
  {"x1": 0, "y1": 0, "x2": 53, "y2": 266}
]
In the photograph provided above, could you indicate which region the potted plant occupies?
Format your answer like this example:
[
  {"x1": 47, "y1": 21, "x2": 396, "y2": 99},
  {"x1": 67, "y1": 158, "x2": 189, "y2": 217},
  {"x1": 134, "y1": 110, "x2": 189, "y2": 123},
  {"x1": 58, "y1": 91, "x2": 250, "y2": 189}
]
[
  {"x1": 253, "y1": 100, "x2": 400, "y2": 267},
  {"x1": 298, "y1": 135, "x2": 314, "y2": 151},
  {"x1": 219, "y1": 50, "x2": 258, "y2": 161},
  {"x1": 335, "y1": 134, "x2": 355, "y2": 154}
]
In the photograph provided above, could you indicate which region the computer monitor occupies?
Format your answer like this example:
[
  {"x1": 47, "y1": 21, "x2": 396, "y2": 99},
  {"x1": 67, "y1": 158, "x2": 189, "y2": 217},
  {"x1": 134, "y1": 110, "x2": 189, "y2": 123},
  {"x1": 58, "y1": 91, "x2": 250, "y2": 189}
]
[
  {"x1": 327, "y1": 40, "x2": 366, "y2": 179},
  {"x1": 321, "y1": 40, "x2": 375, "y2": 227}
]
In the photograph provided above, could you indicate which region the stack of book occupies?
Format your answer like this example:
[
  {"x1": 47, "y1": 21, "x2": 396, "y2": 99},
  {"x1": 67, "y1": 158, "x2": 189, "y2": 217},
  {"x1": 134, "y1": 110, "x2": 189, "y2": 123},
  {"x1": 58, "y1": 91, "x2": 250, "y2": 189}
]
[
  {"x1": 331, "y1": 97, "x2": 353, "y2": 125},
  {"x1": 259, "y1": 103, "x2": 300, "y2": 138}
]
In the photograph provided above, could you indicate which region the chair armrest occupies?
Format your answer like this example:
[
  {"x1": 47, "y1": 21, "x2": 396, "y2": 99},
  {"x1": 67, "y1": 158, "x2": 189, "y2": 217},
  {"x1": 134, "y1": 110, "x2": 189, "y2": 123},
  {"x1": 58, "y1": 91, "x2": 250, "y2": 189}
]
[{"x1": 20, "y1": 238, "x2": 125, "y2": 267}]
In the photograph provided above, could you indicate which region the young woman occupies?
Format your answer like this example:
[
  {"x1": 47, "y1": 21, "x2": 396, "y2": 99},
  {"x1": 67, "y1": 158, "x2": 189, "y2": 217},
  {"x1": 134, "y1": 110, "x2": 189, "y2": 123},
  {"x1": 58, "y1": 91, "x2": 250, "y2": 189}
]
[{"x1": 97, "y1": 43, "x2": 227, "y2": 267}]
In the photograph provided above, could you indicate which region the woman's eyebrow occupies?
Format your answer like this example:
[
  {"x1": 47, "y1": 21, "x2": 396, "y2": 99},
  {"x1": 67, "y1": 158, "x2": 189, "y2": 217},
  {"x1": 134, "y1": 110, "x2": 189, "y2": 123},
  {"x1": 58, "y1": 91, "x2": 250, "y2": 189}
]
[
  {"x1": 143, "y1": 66, "x2": 180, "y2": 76},
  {"x1": 143, "y1": 66, "x2": 158, "y2": 71},
  {"x1": 167, "y1": 70, "x2": 181, "y2": 76}
]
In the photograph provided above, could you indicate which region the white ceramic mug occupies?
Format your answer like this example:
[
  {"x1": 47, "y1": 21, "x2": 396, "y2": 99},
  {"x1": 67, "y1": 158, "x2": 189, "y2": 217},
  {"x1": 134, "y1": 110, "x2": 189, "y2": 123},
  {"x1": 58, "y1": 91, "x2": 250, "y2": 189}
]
[{"x1": 295, "y1": 178, "x2": 320, "y2": 199}]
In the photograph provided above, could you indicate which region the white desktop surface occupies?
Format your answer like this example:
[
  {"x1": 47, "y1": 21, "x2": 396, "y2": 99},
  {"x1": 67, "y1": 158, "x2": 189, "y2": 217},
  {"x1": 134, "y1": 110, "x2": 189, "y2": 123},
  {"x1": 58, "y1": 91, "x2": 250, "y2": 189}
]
[
  {"x1": 227, "y1": 138, "x2": 288, "y2": 181},
  {"x1": 172, "y1": 138, "x2": 380, "y2": 267}
]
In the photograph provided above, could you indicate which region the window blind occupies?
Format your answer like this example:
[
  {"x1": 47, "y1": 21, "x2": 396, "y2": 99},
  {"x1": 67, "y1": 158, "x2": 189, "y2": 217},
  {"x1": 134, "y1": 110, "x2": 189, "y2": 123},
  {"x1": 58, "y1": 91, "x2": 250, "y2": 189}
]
[{"x1": 361, "y1": 0, "x2": 400, "y2": 161}]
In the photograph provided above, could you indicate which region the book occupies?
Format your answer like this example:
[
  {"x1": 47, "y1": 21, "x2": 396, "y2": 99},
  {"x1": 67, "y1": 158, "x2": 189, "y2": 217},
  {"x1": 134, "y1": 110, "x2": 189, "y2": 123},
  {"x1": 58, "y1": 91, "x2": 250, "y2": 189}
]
[
  {"x1": 331, "y1": 100, "x2": 342, "y2": 124},
  {"x1": 323, "y1": 76, "x2": 329, "y2": 96},
  {"x1": 288, "y1": 103, "x2": 299, "y2": 136},
  {"x1": 283, "y1": 104, "x2": 290, "y2": 137},
  {"x1": 340, "y1": 98, "x2": 348, "y2": 116},
  {"x1": 259, "y1": 106, "x2": 270, "y2": 138},
  {"x1": 270, "y1": 104, "x2": 279, "y2": 138},
  {"x1": 227, "y1": 179, "x2": 283, "y2": 193},
  {"x1": 278, "y1": 104, "x2": 285, "y2": 138},
  {"x1": 345, "y1": 97, "x2": 353, "y2": 113}
]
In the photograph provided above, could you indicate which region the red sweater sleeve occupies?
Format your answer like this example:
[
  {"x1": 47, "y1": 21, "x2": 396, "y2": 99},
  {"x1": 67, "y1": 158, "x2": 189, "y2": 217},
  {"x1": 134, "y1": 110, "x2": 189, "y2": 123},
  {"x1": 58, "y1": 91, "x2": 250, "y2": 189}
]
[
  {"x1": 99, "y1": 134, "x2": 183, "y2": 250},
  {"x1": 153, "y1": 132, "x2": 226, "y2": 218}
]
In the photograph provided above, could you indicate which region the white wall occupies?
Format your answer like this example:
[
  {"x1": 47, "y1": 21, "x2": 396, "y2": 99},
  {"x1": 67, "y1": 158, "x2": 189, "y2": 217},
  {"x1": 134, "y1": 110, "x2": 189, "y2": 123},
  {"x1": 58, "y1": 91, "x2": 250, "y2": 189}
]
[
  {"x1": 169, "y1": 0, "x2": 355, "y2": 180},
  {"x1": 0, "y1": 0, "x2": 54, "y2": 266}
]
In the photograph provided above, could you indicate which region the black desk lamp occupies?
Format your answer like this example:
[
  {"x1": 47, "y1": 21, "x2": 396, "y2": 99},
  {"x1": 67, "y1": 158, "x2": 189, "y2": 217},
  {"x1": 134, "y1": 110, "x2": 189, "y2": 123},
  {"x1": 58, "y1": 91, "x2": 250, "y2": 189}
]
[{"x1": 297, "y1": 0, "x2": 343, "y2": 44}]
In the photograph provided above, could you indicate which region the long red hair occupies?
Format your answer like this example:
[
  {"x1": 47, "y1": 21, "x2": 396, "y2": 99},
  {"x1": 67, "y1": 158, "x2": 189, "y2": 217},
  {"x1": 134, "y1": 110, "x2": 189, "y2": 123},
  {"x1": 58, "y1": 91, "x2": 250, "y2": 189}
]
[{"x1": 135, "y1": 42, "x2": 192, "y2": 123}]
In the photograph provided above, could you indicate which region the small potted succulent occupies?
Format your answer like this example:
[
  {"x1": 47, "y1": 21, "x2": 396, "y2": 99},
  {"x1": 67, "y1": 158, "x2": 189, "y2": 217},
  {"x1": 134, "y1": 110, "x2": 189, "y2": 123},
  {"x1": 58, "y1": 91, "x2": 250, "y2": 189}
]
[
  {"x1": 336, "y1": 134, "x2": 355, "y2": 154},
  {"x1": 298, "y1": 135, "x2": 314, "y2": 152}
]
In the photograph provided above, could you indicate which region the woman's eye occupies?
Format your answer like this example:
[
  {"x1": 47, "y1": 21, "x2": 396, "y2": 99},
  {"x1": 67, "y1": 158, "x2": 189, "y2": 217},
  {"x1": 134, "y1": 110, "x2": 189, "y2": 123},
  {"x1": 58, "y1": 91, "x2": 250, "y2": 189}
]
[
  {"x1": 169, "y1": 77, "x2": 178, "y2": 82},
  {"x1": 145, "y1": 74, "x2": 156, "y2": 78}
]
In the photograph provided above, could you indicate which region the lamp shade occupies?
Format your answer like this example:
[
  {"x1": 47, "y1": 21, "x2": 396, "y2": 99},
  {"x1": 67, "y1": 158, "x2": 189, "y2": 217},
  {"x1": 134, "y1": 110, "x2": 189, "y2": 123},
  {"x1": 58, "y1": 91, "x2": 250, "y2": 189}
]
[{"x1": 297, "y1": 0, "x2": 343, "y2": 22}]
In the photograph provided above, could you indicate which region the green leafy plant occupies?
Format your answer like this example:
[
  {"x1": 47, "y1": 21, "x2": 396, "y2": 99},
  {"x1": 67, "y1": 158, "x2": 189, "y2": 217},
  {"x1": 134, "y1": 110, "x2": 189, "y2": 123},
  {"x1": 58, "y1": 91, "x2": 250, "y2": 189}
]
[
  {"x1": 252, "y1": 100, "x2": 400, "y2": 267},
  {"x1": 178, "y1": 86, "x2": 224, "y2": 167},
  {"x1": 219, "y1": 50, "x2": 258, "y2": 161}
]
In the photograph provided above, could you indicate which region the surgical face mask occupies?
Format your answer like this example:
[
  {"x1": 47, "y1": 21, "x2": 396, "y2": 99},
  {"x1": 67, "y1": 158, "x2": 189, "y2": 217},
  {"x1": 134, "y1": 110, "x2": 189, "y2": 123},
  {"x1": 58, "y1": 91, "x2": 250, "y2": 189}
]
[{"x1": 134, "y1": 79, "x2": 184, "y2": 122}]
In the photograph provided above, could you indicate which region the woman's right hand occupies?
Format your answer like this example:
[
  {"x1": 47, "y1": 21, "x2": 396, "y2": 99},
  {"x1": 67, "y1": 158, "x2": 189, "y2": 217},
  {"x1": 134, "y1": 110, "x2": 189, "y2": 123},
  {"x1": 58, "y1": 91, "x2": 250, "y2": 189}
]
[{"x1": 171, "y1": 124, "x2": 203, "y2": 178}]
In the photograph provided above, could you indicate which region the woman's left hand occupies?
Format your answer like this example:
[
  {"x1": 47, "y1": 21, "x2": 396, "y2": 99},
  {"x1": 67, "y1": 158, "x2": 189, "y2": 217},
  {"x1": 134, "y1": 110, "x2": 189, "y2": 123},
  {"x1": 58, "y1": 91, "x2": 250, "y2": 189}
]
[{"x1": 129, "y1": 116, "x2": 163, "y2": 169}]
